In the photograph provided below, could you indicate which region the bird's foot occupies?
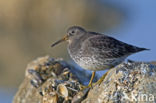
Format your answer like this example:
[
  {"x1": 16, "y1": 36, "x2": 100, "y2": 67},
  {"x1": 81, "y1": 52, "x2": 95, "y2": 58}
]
[
  {"x1": 80, "y1": 83, "x2": 92, "y2": 91},
  {"x1": 80, "y1": 71, "x2": 108, "y2": 90},
  {"x1": 93, "y1": 71, "x2": 108, "y2": 86},
  {"x1": 80, "y1": 71, "x2": 96, "y2": 90}
]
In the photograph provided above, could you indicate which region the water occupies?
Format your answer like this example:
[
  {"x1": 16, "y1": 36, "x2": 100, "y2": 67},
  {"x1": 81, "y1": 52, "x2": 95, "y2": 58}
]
[
  {"x1": 0, "y1": 88, "x2": 16, "y2": 103},
  {"x1": 102, "y1": 0, "x2": 156, "y2": 61}
]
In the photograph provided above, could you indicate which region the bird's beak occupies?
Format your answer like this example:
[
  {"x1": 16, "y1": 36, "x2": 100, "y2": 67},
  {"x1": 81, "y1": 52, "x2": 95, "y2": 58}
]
[{"x1": 51, "y1": 35, "x2": 68, "y2": 47}]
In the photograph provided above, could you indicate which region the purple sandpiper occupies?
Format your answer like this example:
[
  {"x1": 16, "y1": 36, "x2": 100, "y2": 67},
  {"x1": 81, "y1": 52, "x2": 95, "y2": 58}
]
[{"x1": 51, "y1": 26, "x2": 149, "y2": 89}]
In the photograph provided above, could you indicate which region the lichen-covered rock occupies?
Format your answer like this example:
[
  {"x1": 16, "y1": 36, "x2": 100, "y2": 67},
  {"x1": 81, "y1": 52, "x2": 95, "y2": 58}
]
[
  {"x1": 13, "y1": 56, "x2": 156, "y2": 103},
  {"x1": 82, "y1": 62, "x2": 156, "y2": 103}
]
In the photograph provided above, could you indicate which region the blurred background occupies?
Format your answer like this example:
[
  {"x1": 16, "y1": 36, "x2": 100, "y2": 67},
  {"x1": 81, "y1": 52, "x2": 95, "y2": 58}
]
[{"x1": 0, "y1": 0, "x2": 156, "y2": 102}]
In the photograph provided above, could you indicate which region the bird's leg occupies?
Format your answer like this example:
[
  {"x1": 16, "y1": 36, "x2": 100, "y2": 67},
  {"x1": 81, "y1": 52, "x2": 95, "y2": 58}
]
[
  {"x1": 80, "y1": 71, "x2": 96, "y2": 90},
  {"x1": 93, "y1": 71, "x2": 108, "y2": 86},
  {"x1": 88, "y1": 71, "x2": 96, "y2": 87}
]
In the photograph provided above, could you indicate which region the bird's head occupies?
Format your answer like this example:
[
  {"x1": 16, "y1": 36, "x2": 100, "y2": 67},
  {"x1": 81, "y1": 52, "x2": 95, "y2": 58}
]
[{"x1": 51, "y1": 26, "x2": 86, "y2": 47}]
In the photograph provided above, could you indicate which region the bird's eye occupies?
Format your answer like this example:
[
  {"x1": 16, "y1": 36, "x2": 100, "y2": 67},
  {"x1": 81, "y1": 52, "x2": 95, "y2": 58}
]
[
  {"x1": 68, "y1": 30, "x2": 75, "y2": 36},
  {"x1": 71, "y1": 31, "x2": 75, "y2": 34}
]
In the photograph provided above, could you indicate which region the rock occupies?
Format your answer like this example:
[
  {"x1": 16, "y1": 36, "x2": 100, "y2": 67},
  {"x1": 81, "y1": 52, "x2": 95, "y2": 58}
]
[
  {"x1": 82, "y1": 62, "x2": 156, "y2": 103},
  {"x1": 13, "y1": 56, "x2": 88, "y2": 103},
  {"x1": 13, "y1": 56, "x2": 156, "y2": 103}
]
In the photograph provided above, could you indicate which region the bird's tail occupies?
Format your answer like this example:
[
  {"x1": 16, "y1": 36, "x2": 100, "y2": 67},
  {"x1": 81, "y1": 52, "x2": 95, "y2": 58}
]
[{"x1": 136, "y1": 47, "x2": 150, "y2": 52}]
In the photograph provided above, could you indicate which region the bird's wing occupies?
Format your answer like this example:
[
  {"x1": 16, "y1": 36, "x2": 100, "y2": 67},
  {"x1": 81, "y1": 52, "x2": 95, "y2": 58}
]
[{"x1": 81, "y1": 34, "x2": 140, "y2": 58}]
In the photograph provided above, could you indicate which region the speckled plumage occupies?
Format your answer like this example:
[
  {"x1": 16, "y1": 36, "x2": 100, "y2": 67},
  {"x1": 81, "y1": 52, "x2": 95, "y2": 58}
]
[{"x1": 66, "y1": 26, "x2": 148, "y2": 71}]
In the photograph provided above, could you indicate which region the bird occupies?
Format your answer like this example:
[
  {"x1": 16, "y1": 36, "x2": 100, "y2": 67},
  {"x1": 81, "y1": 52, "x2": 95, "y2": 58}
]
[{"x1": 51, "y1": 26, "x2": 149, "y2": 89}]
